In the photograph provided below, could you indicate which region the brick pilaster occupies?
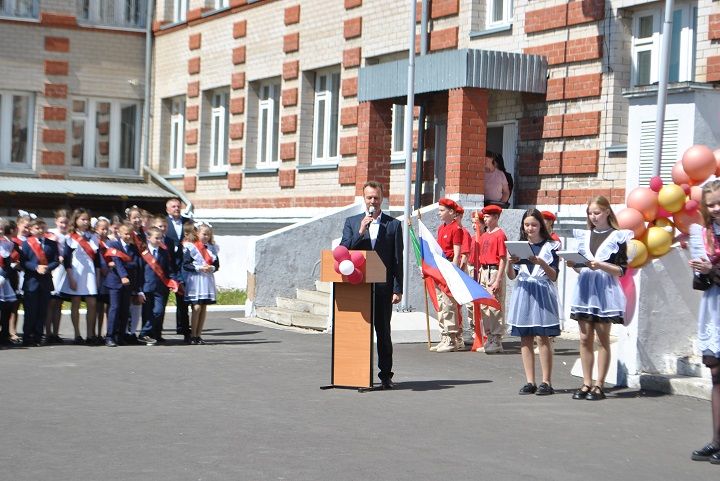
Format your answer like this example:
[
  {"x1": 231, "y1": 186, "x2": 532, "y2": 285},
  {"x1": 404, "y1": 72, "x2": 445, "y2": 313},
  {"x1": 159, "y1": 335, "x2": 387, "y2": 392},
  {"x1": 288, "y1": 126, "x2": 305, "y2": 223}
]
[
  {"x1": 445, "y1": 88, "x2": 488, "y2": 196},
  {"x1": 42, "y1": 34, "x2": 71, "y2": 171},
  {"x1": 278, "y1": 4, "x2": 301, "y2": 189},
  {"x1": 356, "y1": 100, "x2": 393, "y2": 196}
]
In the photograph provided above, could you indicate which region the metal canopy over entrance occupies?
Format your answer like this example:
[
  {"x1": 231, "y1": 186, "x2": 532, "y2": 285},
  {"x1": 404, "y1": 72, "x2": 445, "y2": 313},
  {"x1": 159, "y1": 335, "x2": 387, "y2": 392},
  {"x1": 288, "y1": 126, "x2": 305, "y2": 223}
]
[{"x1": 358, "y1": 48, "x2": 548, "y2": 102}]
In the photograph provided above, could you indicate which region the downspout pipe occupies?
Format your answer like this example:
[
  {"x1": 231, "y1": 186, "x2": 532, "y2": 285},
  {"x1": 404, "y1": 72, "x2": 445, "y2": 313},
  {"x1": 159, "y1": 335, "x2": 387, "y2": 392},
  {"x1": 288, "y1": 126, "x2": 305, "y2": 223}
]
[
  {"x1": 414, "y1": 0, "x2": 429, "y2": 210},
  {"x1": 652, "y1": 0, "x2": 674, "y2": 176}
]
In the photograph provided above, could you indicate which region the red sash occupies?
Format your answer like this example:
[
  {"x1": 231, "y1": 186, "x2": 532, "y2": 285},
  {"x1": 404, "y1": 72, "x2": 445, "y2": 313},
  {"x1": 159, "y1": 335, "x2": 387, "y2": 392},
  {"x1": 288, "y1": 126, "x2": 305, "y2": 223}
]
[
  {"x1": 131, "y1": 231, "x2": 147, "y2": 254},
  {"x1": 27, "y1": 237, "x2": 48, "y2": 265},
  {"x1": 140, "y1": 248, "x2": 179, "y2": 292},
  {"x1": 71, "y1": 232, "x2": 97, "y2": 260},
  {"x1": 194, "y1": 241, "x2": 214, "y2": 265},
  {"x1": 103, "y1": 247, "x2": 132, "y2": 263}
]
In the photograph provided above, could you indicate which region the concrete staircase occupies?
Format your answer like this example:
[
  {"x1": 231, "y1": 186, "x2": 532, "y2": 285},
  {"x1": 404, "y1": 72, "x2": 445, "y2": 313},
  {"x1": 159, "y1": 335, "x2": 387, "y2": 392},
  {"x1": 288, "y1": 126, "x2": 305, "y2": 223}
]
[{"x1": 255, "y1": 281, "x2": 331, "y2": 331}]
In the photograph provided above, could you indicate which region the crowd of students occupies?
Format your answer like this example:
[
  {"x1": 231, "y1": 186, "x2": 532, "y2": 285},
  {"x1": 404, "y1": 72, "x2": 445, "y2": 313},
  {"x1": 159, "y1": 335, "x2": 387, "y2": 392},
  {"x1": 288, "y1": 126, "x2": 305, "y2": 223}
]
[{"x1": 0, "y1": 199, "x2": 219, "y2": 348}]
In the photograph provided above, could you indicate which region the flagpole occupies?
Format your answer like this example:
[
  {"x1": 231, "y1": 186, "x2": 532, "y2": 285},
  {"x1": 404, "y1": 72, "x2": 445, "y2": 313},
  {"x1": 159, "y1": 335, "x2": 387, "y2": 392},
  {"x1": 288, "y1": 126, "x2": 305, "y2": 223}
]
[
  {"x1": 400, "y1": 0, "x2": 417, "y2": 311},
  {"x1": 416, "y1": 210, "x2": 432, "y2": 349}
]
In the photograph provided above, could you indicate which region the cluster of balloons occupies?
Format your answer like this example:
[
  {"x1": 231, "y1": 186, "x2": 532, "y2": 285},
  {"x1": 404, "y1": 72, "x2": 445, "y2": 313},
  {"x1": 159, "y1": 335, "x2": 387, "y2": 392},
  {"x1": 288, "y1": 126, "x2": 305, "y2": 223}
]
[
  {"x1": 332, "y1": 245, "x2": 366, "y2": 284},
  {"x1": 618, "y1": 145, "x2": 716, "y2": 268}
]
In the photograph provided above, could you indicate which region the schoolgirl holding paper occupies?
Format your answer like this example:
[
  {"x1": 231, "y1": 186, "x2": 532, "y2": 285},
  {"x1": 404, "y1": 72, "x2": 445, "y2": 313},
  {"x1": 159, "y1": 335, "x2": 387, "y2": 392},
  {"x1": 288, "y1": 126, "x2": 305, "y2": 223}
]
[
  {"x1": 566, "y1": 196, "x2": 632, "y2": 401},
  {"x1": 183, "y1": 223, "x2": 219, "y2": 345},
  {"x1": 47, "y1": 209, "x2": 69, "y2": 344},
  {"x1": 506, "y1": 209, "x2": 561, "y2": 395}
]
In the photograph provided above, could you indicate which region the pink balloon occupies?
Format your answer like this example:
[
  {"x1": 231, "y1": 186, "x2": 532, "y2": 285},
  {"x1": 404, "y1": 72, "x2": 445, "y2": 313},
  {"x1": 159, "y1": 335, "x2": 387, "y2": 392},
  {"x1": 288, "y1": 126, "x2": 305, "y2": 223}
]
[
  {"x1": 626, "y1": 187, "x2": 658, "y2": 222},
  {"x1": 619, "y1": 268, "x2": 637, "y2": 325},
  {"x1": 690, "y1": 185, "x2": 703, "y2": 203},
  {"x1": 333, "y1": 245, "x2": 351, "y2": 262},
  {"x1": 682, "y1": 145, "x2": 716, "y2": 182},
  {"x1": 684, "y1": 200, "x2": 699, "y2": 213},
  {"x1": 656, "y1": 206, "x2": 672, "y2": 219},
  {"x1": 649, "y1": 176, "x2": 663, "y2": 192},
  {"x1": 681, "y1": 183, "x2": 691, "y2": 195},
  {"x1": 350, "y1": 251, "x2": 366, "y2": 269},
  {"x1": 714, "y1": 148, "x2": 720, "y2": 177},
  {"x1": 672, "y1": 161, "x2": 692, "y2": 185},
  {"x1": 333, "y1": 260, "x2": 341, "y2": 274},
  {"x1": 673, "y1": 208, "x2": 704, "y2": 234},
  {"x1": 347, "y1": 269, "x2": 364, "y2": 284},
  {"x1": 616, "y1": 208, "x2": 646, "y2": 239}
]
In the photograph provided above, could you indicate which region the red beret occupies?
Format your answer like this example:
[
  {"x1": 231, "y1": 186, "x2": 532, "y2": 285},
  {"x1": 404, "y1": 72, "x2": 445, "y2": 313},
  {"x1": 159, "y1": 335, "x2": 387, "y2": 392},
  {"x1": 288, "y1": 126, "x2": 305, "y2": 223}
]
[
  {"x1": 455, "y1": 205, "x2": 465, "y2": 215},
  {"x1": 438, "y1": 198, "x2": 459, "y2": 211},
  {"x1": 482, "y1": 205, "x2": 502, "y2": 215},
  {"x1": 541, "y1": 210, "x2": 557, "y2": 221}
]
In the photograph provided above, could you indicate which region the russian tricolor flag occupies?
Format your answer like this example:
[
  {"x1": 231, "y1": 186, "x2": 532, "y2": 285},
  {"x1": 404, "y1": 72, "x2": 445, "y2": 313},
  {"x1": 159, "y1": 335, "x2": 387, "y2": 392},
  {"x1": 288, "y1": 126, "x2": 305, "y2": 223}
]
[{"x1": 417, "y1": 219, "x2": 500, "y2": 310}]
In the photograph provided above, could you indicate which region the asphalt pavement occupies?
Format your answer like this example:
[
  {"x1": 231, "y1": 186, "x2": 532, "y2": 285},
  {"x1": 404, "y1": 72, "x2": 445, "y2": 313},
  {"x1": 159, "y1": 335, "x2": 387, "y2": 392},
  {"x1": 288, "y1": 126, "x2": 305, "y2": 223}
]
[{"x1": 0, "y1": 311, "x2": 715, "y2": 481}]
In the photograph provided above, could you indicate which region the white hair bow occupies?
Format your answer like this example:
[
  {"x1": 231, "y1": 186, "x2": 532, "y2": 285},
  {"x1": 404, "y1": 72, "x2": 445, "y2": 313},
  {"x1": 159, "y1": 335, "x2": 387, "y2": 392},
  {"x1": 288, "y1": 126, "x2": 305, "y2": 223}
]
[
  {"x1": 18, "y1": 209, "x2": 37, "y2": 219},
  {"x1": 194, "y1": 220, "x2": 212, "y2": 229},
  {"x1": 124, "y1": 205, "x2": 139, "y2": 217}
]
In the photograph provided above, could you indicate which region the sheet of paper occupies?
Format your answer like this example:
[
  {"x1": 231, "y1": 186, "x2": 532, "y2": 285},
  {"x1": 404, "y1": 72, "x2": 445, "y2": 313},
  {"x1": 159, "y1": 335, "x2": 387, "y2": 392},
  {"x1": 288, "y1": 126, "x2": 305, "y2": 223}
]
[
  {"x1": 557, "y1": 251, "x2": 590, "y2": 265},
  {"x1": 504, "y1": 241, "x2": 535, "y2": 260},
  {"x1": 688, "y1": 223, "x2": 708, "y2": 261}
]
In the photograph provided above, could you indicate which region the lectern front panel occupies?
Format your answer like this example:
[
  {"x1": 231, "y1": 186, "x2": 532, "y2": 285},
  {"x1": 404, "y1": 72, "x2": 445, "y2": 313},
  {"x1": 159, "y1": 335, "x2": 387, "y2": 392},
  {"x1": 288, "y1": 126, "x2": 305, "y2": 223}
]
[{"x1": 332, "y1": 283, "x2": 373, "y2": 388}]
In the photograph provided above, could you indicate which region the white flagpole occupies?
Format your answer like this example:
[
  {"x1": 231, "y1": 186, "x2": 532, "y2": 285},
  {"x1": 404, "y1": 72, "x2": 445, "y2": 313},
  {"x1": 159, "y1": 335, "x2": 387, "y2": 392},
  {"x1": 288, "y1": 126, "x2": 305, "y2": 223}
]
[{"x1": 401, "y1": 0, "x2": 417, "y2": 310}]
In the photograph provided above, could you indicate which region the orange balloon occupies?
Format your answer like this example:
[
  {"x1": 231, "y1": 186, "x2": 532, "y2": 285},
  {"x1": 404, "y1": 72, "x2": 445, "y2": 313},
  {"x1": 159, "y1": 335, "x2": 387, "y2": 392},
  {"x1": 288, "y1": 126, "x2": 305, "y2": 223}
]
[
  {"x1": 690, "y1": 185, "x2": 703, "y2": 203},
  {"x1": 673, "y1": 208, "x2": 703, "y2": 234},
  {"x1": 616, "y1": 208, "x2": 646, "y2": 239},
  {"x1": 714, "y1": 148, "x2": 720, "y2": 177},
  {"x1": 672, "y1": 161, "x2": 692, "y2": 185},
  {"x1": 682, "y1": 145, "x2": 716, "y2": 183},
  {"x1": 626, "y1": 187, "x2": 658, "y2": 222}
]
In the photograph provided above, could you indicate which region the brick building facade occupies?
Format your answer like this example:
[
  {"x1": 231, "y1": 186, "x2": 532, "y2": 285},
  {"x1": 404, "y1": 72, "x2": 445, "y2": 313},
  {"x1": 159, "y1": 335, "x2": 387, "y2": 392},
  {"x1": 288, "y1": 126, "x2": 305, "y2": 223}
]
[
  {"x1": 0, "y1": 0, "x2": 175, "y2": 215},
  {"x1": 2, "y1": 0, "x2": 720, "y2": 222}
]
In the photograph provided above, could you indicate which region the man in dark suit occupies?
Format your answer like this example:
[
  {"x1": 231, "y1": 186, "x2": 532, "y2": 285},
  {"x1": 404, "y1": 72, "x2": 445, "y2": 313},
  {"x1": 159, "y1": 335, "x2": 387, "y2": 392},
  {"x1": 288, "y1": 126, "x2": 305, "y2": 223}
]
[
  {"x1": 340, "y1": 181, "x2": 403, "y2": 389},
  {"x1": 164, "y1": 197, "x2": 192, "y2": 343}
]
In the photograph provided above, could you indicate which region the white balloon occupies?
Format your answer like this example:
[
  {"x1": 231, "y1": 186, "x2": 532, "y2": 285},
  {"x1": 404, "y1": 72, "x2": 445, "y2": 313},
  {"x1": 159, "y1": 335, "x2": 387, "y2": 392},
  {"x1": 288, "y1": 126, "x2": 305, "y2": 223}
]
[{"x1": 339, "y1": 259, "x2": 355, "y2": 276}]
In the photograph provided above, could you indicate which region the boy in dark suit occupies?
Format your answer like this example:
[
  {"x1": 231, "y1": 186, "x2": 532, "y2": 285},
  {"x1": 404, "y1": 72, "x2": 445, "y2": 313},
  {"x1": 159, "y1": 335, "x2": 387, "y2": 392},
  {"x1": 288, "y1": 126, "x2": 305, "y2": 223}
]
[
  {"x1": 138, "y1": 226, "x2": 179, "y2": 345},
  {"x1": 21, "y1": 219, "x2": 60, "y2": 346},
  {"x1": 103, "y1": 223, "x2": 142, "y2": 347}
]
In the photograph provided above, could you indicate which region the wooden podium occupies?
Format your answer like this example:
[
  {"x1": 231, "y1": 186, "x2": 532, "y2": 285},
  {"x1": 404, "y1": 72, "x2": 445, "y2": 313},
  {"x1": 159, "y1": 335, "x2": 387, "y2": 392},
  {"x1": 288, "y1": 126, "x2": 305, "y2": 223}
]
[{"x1": 319, "y1": 249, "x2": 386, "y2": 390}]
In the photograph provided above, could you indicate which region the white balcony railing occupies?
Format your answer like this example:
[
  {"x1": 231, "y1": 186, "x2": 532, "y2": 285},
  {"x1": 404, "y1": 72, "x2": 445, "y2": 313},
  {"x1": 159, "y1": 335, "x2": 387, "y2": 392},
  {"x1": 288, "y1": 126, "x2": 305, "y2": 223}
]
[
  {"x1": 77, "y1": 0, "x2": 146, "y2": 29},
  {"x1": 0, "y1": 0, "x2": 39, "y2": 19}
]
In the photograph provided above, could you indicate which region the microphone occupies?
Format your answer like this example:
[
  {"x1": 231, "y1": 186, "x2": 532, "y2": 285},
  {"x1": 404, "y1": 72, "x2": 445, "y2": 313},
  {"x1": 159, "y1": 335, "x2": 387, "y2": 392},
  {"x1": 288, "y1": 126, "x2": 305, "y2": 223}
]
[{"x1": 368, "y1": 206, "x2": 375, "y2": 216}]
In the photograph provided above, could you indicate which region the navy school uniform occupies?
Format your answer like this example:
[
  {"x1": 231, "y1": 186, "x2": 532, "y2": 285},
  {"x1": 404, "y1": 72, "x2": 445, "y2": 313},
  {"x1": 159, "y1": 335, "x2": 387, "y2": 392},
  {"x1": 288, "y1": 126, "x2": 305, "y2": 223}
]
[
  {"x1": 21, "y1": 237, "x2": 60, "y2": 344},
  {"x1": 140, "y1": 243, "x2": 178, "y2": 340},
  {"x1": 103, "y1": 239, "x2": 142, "y2": 340}
]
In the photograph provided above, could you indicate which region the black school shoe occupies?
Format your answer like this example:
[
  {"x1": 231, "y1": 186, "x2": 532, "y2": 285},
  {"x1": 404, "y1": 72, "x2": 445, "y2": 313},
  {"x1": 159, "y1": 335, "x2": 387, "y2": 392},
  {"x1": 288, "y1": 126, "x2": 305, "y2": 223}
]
[
  {"x1": 519, "y1": 383, "x2": 537, "y2": 395},
  {"x1": 692, "y1": 443, "x2": 720, "y2": 461},
  {"x1": 535, "y1": 382, "x2": 555, "y2": 395}
]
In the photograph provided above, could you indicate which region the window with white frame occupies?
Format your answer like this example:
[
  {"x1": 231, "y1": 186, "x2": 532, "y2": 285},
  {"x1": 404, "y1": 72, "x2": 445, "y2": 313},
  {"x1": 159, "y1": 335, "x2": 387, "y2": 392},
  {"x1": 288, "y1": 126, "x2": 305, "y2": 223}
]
[
  {"x1": 0, "y1": 91, "x2": 34, "y2": 167},
  {"x1": 214, "y1": 0, "x2": 228, "y2": 9},
  {"x1": 173, "y1": 0, "x2": 187, "y2": 22},
  {"x1": 69, "y1": 97, "x2": 141, "y2": 172},
  {"x1": 169, "y1": 98, "x2": 185, "y2": 173},
  {"x1": 76, "y1": 0, "x2": 146, "y2": 28},
  {"x1": 312, "y1": 70, "x2": 341, "y2": 164},
  {"x1": 209, "y1": 91, "x2": 229, "y2": 171},
  {"x1": 257, "y1": 82, "x2": 280, "y2": 167},
  {"x1": 0, "y1": 0, "x2": 38, "y2": 18},
  {"x1": 391, "y1": 104, "x2": 405, "y2": 160},
  {"x1": 631, "y1": 4, "x2": 696, "y2": 87},
  {"x1": 487, "y1": 0, "x2": 512, "y2": 27}
]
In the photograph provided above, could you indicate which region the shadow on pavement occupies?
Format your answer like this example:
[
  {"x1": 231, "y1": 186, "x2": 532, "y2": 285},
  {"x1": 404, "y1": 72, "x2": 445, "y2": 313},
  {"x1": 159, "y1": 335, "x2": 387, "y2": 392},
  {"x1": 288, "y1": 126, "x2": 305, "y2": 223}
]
[{"x1": 393, "y1": 379, "x2": 492, "y2": 391}]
